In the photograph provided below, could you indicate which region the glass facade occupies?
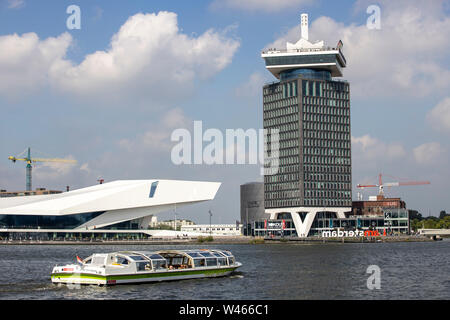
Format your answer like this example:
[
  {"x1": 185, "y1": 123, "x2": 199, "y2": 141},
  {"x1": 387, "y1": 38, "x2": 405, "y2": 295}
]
[
  {"x1": 264, "y1": 54, "x2": 338, "y2": 67},
  {"x1": 263, "y1": 74, "x2": 352, "y2": 209},
  {"x1": 0, "y1": 211, "x2": 105, "y2": 229},
  {"x1": 254, "y1": 209, "x2": 410, "y2": 238}
]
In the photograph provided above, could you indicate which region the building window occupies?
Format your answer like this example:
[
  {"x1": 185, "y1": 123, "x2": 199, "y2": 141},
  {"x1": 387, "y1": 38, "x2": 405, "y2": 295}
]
[{"x1": 149, "y1": 181, "x2": 159, "y2": 198}]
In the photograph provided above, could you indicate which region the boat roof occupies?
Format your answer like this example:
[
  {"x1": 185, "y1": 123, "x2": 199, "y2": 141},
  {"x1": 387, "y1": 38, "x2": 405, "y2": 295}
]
[{"x1": 106, "y1": 249, "x2": 233, "y2": 261}]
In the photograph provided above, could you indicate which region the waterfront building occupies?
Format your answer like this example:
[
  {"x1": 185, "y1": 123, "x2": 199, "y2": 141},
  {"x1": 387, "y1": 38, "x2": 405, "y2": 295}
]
[
  {"x1": 261, "y1": 13, "x2": 351, "y2": 237},
  {"x1": 149, "y1": 218, "x2": 195, "y2": 230},
  {"x1": 240, "y1": 182, "x2": 267, "y2": 235},
  {"x1": 254, "y1": 209, "x2": 409, "y2": 237},
  {"x1": 0, "y1": 179, "x2": 220, "y2": 240},
  {"x1": 181, "y1": 223, "x2": 243, "y2": 236},
  {"x1": 254, "y1": 195, "x2": 411, "y2": 237},
  {"x1": 352, "y1": 195, "x2": 406, "y2": 216}
]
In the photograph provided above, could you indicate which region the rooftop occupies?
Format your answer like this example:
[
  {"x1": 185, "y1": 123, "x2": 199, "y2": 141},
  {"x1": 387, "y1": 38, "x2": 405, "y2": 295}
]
[{"x1": 261, "y1": 13, "x2": 346, "y2": 79}]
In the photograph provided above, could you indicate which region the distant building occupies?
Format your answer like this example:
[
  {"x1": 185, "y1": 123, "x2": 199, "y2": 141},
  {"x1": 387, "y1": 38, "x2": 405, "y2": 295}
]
[
  {"x1": 351, "y1": 195, "x2": 406, "y2": 216},
  {"x1": 181, "y1": 224, "x2": 243, "y2": 236},
  {"x1": 0, "y1": 188, "x2": 62, "y2": 198},
  {"x1": 240, "y1": 182, "x2": 267, "y2": 235},
  {"x1": 149, "y1": 218, "x2": 195, "y2": 230}
]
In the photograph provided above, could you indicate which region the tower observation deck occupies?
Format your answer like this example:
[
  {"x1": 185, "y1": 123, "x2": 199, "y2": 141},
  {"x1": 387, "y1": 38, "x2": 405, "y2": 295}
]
[{"x1": 261, "y1": 13, "x2": 346, "y2": 80}]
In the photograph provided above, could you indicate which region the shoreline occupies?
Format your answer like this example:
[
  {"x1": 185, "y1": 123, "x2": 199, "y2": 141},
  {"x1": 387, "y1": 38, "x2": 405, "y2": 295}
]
[{"x1": 0, "y1": 235, "x2": 440, "y2": 245}]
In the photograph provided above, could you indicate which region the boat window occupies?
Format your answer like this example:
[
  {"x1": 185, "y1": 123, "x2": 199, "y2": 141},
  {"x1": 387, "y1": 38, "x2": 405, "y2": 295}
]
[
  {"x1": 217, "y1": 257, "x2": 227, "y2": 266},
  {"x1": 129, "y1": 255, "x2": 148, "y2": 261},
  {"x1": 186, "y1": 252, "x2": 201, "y2": 258},
  {"x1": 171, "y1": 257, "x2": 183, "y2": 265},
  {"x1": 228, "y1": 257, "x2": 235, "y2": 265},
  {"x1": 92, "y1": 255, "x2": 107, "y2": 265},
  {"x1": 149, "y1": 254, "x2": 164, "y2": 260},
  {"x1": 115, "y1": 256, "x2": 130, "y2": 265},
  {"x1": 136, "y1": 261, "x2": 152, "y2": 272},
  {"x1": 194, "y1": 259, "x2": 206, "y2": 268},
  {"x1": 152, "y1": 260, "x2": 167, "y2": 271},
  {"x1": 212, "y1": 252, "x2": 225, "y2": 258},
  {"x1": 219, "y1": 251, "x2": 232, "y2": 257},
  {"x1": 205, "y1": 258, "x2": 217, "y2": 267},
  {"x1": 199, "y1": 252, "x2": 214, "y2": 257}
]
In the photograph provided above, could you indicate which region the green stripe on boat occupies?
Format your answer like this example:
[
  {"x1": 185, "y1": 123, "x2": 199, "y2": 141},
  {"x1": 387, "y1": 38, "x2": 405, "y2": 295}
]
[{"x1": 52, "y1": 267, "x2": 236, "y2": 281}]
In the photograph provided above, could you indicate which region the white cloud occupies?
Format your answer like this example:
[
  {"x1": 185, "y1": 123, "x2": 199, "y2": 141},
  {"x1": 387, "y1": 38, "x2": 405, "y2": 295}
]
[
  {"x1": 234, "y1": 72, "x2": 269, "y2": 99},
  {"x1": 118, "y1": 107, "x2": 191, "y2": 153},
  {"x1": 33, "y1": 155, "x2": 78, "y2": 182},
  {"x1": 0, "y1": 11, "x2": 240, "y2": 103},
  {"x1": 413, "y1": 142, "x2": 445, "y2": 165},
  {"x1": 427, "y1": 97, "x2": 450, "y2": 132},
  {"x1": 211, "y1": 0, "x2": 314, "y2": 12},
  {"x1": 266, "y1": 0, "x2": 450, "y2": 98},
  {"x1": 0, "y1": 32, "x2": 71, "y2": 97},
  {"x1": 50, "y1": 11, "x2": 239, "y2": 102},
  {"x1": 352, "y1": 134, "x2": 406, "y2": 162}
]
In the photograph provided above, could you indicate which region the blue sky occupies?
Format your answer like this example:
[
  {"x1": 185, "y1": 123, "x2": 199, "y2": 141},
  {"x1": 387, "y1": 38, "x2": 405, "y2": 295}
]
[{"x1": 1, "y1": 0, "x2": 449, "y2": 223}]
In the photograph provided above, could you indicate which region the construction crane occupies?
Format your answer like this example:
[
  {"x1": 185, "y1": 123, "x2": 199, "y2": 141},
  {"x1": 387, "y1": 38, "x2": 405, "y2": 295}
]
[
  {"x1": 357, "y1": 173, "x2": 430, "y2": 197},
  {"x1": 8, "y1": 147, "x2": 77, "y2": 191}
]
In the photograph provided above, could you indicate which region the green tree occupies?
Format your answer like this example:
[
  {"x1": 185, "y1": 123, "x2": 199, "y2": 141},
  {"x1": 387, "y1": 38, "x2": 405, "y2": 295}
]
[
  {"x1": 436, "y1": 216, "x2": 450, "y2": 229},
  {"x1": 439, "y1": 210, "x2": 449, "y2": 219},
  {"x1": 423, "y1": 217, "x2": 438, "y2": 229},
  {"x1": 409, "y1": 210, "x2": 423, "y2": 220},
  {"x1": 410, "y1": 219, "x2": 423, "y2": 232}
]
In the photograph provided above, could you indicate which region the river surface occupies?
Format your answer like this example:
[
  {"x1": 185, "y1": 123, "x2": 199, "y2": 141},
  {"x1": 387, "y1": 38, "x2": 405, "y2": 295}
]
[{"x1": 0, "y1": 240, "x2": 449, "y2": 300}]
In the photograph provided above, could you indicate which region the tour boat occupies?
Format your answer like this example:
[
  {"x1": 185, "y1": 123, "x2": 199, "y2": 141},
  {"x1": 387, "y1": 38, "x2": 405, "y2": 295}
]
[{"x1": 51, "y1": 249, "x2": 242, "y2": 286}]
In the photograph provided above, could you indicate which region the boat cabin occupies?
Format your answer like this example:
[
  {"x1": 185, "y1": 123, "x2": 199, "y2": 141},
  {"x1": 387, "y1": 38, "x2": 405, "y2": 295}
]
[{"x1": 81, "y1": 249, "x2": 236, "y2": 273}]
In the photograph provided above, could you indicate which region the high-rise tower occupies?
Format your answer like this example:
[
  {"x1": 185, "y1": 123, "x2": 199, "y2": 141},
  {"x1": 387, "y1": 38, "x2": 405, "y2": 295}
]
[{"x1": 261, "y1": 14, "x2": 351, "y2": 237}]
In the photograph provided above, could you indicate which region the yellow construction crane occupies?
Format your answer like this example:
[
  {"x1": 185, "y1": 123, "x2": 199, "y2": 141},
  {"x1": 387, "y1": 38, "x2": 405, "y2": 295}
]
[{"x1": 8, "y1": 147, "x2": 77, "y2": 191}]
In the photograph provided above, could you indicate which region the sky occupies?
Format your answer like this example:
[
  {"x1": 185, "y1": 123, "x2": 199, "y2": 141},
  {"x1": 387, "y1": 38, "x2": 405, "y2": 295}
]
[{"x1": 0, "y1": 0, "x2": 449, "y2": 223}]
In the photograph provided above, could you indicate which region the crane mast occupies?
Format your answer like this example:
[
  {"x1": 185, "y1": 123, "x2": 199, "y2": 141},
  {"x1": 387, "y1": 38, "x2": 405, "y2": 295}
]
[{"x1": 8, "y1": 147, "x2": 77, "y2": 191}]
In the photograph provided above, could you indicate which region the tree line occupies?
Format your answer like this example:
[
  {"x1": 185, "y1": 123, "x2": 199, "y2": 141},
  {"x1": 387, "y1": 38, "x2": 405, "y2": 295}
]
[{"x1": 409, "y1": 210, "x2": 450, "y2": 231}]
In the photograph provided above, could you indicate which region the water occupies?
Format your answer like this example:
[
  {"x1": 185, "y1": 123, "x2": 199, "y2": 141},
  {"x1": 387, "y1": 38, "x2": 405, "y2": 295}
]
[{"x1": 0, "y1": 240, "x2": 449, "y2": 300}]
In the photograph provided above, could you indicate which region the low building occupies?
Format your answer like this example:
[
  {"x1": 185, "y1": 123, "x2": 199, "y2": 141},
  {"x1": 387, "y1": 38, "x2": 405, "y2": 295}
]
[
  {"x1": 149, "y1": 219, "x2": 195, "y2": 230},
  {"x1": 0, "y1": 188, "x2": 62, "y2": 198},
  {"x1": 254, "y1": 195, "x2": 410, "y2": 238},
  {"x1": 351, "y1": 195, "x2": 406, "y2": 216},
  {"x1": 181, "y1": 224, "x2": 243, "y2": 236}
]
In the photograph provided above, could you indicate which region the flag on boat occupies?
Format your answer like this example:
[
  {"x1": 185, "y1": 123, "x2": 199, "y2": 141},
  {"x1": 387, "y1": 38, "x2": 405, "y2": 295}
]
[{"x1": 76, "y1": 256, "x2": 84, "y2": 264}]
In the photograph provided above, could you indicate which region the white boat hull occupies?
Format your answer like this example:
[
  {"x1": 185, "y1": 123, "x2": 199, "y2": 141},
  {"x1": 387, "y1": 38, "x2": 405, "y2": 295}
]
[{"x1": 51, "y1": 263, "x2": 241, "y2": 286}]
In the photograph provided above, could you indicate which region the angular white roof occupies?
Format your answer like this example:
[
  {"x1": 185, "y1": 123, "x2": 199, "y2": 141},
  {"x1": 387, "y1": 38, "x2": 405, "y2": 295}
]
[{"x1": 0, "y1": 179, "x2": 221, "y2": 216}]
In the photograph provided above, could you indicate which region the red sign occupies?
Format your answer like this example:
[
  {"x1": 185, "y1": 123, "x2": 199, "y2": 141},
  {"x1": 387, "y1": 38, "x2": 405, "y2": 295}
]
[
  {"x1": 63, "y1": 268, "x2": 73, "y2": 272},
  {"x1": 282, "y1": 220, "x2": 286, "y2": 230}
]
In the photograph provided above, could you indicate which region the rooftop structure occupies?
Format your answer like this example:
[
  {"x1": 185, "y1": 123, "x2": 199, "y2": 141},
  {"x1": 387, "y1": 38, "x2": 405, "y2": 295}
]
[
  {"x1": 261, "y1": 13, "x2": 346, "y2": 79},
  {"x1": 0, "y1": 179, "x2": 220, "y2": 230}
]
